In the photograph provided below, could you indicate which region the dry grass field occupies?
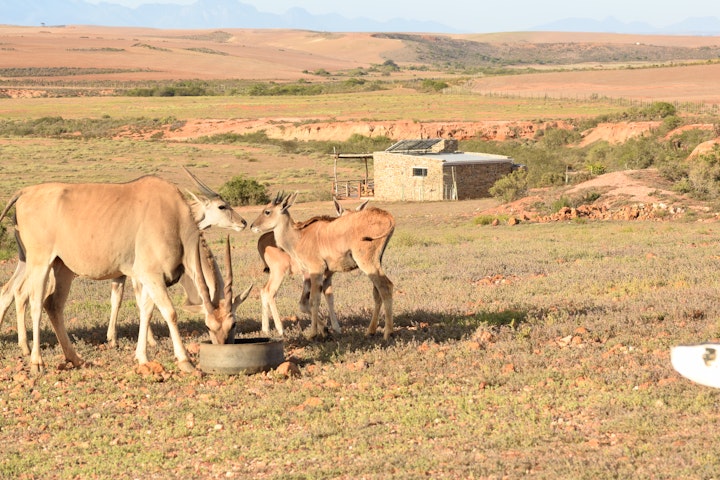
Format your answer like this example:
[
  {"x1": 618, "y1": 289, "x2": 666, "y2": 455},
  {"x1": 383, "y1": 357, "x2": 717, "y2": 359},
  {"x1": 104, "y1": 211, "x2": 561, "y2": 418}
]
[
  {"x1": 2, "y1": 25, "x2": 720, "y2": 100},
  {"x1": 2, "y1": 25, "x2": 720, "y2": 479}
]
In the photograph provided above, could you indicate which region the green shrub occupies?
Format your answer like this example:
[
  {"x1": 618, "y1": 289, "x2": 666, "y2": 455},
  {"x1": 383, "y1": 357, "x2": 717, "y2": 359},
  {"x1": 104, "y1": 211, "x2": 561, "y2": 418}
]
[
  {"x1": 218, "y1": 176, "x2": 270, "y2": 206},
  {"x1": 682, "y1": 147, "x2": 720, "y2": 200},
  {"x1": 659, "y1": 115, "x2": 683, "y2": 134},
  {"x1": 248, "y1": 82, "x2": 324, "y2": 96},
  {"x1": 551, "y1": 196, "x2": 573, "y2": 212},
  {"x1": 579, "y1": 191, "x2": 601, "y2": 204},
  {"x1": 489, "y1": 169, "x2": 528, "y2": 203},
  {"x1": 537, "y1": 126, "x2": 581, "y2": 148},
  {"x1": 196, "y1": 131, "x2": 272, "y2": 145},
  {"x1": 641, "y1": 101, "x2": 677, "y2": 119},
  {"x1": 474, "y1": 214, "x2": 509, "y2": 226},
  {"x1": 420, "y1": 79, "x2": 449, "y2": 92},
  {"x1": 585, "y1": 162, "x2": 607, "y2": 176}
]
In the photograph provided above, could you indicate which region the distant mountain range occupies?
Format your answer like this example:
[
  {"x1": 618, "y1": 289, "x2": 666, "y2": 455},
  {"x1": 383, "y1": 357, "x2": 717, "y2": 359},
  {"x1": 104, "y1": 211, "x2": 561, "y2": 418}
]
[
  {"x1": 533, "y1": 16, "x2": 720, "y2": 36},
  {"x1": 2, "y1": 0, "x2": 719, "y2": 35}
]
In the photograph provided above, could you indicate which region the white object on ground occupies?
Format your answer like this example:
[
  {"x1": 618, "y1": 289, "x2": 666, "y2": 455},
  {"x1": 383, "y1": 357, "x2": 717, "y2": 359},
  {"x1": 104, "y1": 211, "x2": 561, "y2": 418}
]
[{"x1": 671, "y1": 343, "x2": 720, "y2": 389}]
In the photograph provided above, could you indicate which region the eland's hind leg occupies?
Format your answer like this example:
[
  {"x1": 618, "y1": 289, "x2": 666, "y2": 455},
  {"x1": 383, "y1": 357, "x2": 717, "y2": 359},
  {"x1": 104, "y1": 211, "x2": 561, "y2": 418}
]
[
  {"x1": 106, "y1": 277, "x2": 125, "y2": 348},
  {"x1": 0, "y1": 261, "x2": 30, "y2": 355},
  {"x1": 305, "y1": 273, "x2": 326, "y2": 339},
  {"x1": 365, "y1": 272, "x2": 394, "y2": 340},
  {"x1": 261, "y1": 264, "x2": 288, "y2": 335},
  {"x1": 41, "y1": 261, "x2": 83, "y2": 370},
  {"x1": 138, "y1": 276, "x2": 193, "y2": 372},
  {"x1": 13, "y1": 287, "x2": 30, "y2": 356},
  {"x1": 322, "y1": 273, "x2": 341, "y2": 334},
  {"x1": 132, "y1": 277, "x2": 156, "y2": 366},
  {"x1": 107, "y1": 277, "x2": 158, "y2": 348}
]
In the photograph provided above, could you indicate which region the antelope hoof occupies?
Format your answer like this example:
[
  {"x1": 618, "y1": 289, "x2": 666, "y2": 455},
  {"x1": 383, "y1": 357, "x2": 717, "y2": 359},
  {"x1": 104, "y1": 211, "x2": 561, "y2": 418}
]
[
  {"x1": 30, "y1": 363, "x2": 45, "y2": 376},
  {"x1": 57, "y1": 359, "x2": 82, "y2": 371},
  {"x1": 178, "y1": 360, "x2": 196, "y2": 373},
  {"x1": 305, "y1": 330, "x2": 326, "y2": 341}
]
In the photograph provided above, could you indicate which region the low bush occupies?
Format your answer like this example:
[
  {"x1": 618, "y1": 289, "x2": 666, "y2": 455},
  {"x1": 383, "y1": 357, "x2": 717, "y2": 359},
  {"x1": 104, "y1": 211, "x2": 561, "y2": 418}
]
[
  {"x1": 489, "y1": 169, "x2": 528, "y2": 203},
  {"x1": 218, "y1": 175, "x2": 270, "y2": 206},
  {"x1": 681, "y1": 147, "x2": 720, "y2": 200},
  {"x1": 473, "y1": 214, "x2": 509, "y2": 226}
]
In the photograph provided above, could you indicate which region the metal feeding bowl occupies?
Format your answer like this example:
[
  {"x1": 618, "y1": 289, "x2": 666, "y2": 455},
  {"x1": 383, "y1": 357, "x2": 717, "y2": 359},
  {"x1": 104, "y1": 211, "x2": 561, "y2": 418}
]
[{"x1": 198, "y1": 337, "x2": 285, "y2": 375}]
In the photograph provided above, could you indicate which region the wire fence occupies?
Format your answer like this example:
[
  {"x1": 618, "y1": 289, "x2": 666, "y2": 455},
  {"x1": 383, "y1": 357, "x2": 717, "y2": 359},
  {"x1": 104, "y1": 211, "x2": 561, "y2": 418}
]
[{"x1": 445, "y1": 87, "x2": 720, "y2": 115}]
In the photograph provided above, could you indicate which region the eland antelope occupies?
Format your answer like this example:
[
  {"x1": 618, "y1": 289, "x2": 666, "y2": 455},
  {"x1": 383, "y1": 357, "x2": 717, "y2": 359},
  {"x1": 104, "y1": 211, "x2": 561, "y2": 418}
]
[
  {"x1": 251, "y1": 192, "x2": 394, "y2": 340},
  {"x1": 0, "y1": 167, "x2": 247, "y2": 353},
  {"x1": 0, "y1": 175, "x2": 248, "y2": 374},
  {"x1": 258, "y1": 199, "x2": 368, "y2": 335}
]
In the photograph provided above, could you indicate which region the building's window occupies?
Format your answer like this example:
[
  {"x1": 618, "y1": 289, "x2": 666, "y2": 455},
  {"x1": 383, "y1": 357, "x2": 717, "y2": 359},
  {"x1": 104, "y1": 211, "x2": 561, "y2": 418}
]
[{"x1": 412, "y1": 167, "x2": 428, "y2": 177}]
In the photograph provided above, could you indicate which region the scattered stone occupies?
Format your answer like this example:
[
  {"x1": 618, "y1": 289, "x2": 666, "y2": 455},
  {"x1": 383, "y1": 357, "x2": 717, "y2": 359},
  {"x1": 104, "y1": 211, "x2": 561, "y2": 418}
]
[
  {"x1": 346, "y1": 359, "x2": 369, "y2": 372},
  {"x1": 276, "y1": 361, "x2": 301, "y2": 378}
]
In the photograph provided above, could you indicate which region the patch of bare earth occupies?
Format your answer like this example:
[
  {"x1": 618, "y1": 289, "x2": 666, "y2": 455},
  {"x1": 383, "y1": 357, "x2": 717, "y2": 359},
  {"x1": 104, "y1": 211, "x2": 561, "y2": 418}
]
[
  {"x1": 136, "y1": 118, "x2": 576, "y2": 142},
  {"x1": 579, "y1": 122, "x2": 661, "y2": 146},
  {"x1": 480, "y1": 169, "x2": 713, "y2": 223},
  {"x1": 468, "y1": 63, "x2": 720, "y2": 104}
]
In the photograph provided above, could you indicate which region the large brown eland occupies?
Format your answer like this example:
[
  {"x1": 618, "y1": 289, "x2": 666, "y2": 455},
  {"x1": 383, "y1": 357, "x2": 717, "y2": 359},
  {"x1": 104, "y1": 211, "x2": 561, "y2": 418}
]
[
  {"x1": 0, "y1": 175, "x2": 248, "y2": 374},
  {"x1": 0, "y1": 167, "x2": 247, "y2": 353},
  {"x1": 257, "y1": 198, "x2": 368, "y2": 335},
  {"x1": 250, "y1": 192, "x2": 394, "y2": 340}
]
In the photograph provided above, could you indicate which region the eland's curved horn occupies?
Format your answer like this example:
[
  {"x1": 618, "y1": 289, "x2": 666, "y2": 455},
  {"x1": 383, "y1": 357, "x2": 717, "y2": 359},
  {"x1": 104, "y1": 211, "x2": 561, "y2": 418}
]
[
  {"x1": 182, "y1": 166, "x2": 220, "y2": 199},
  {"x1": 224, "y1": 235, "x2": 233, "y2": 305},
  {"x1": 195, "y1": 234, "x2": 215, "y2": 315}
]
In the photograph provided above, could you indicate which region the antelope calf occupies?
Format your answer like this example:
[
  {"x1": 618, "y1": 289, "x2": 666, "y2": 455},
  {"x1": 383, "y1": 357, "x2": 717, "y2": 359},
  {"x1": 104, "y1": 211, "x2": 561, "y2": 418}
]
[
  {"x1": 258, "y1": 199, "x2": 368, "y2": 335},
  {"x1": 251, "y1": 193, "x2": 394, "y2": 340}
]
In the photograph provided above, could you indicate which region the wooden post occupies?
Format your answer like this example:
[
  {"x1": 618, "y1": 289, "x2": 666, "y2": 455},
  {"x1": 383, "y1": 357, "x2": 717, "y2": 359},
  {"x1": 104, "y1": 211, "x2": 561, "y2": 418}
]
[
  {"x1": 333, "y1": 147, "x2": 338, "y2": 197},
  {"x1": 364, "y1": 157, "x2": 369, "y2": 196}
]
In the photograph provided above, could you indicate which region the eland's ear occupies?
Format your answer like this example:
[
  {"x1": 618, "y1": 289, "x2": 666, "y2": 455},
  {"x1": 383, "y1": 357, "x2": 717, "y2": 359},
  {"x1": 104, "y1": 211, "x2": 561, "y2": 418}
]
[
  {"x1": 333, "y1": 198, "x2": 344, "y2": 216},
  {"x1": 185, "y1": 189, "x2": 203, "y2": 204},
  {"x1": 231, "y1": 284, "x2": 253, "y2": 316},
  {"x1": 356, "y1": 199, "x2": 370, "y2": 211}
]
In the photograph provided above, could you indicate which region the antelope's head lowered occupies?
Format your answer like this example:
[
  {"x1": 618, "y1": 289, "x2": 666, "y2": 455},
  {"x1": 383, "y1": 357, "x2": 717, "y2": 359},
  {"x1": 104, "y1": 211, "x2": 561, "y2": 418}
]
[{"x1": 196, "y1": 235, "x2": 252, "y2": 344}]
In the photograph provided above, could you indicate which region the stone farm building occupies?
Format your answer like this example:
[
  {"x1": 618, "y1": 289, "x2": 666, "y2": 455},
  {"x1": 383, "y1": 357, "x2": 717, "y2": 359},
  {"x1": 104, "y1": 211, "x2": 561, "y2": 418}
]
[{"x1": 372, "y1": 139, "x2": 518, "y2": 201}]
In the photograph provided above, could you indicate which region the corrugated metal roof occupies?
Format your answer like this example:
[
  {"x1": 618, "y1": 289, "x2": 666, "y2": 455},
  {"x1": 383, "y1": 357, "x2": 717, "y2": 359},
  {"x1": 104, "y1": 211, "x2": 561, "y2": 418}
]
[
  {"x1": 430, "y1": 152, "x2": 514, "y2": 165},
  {"x1": 384, "y1": 151, "x2": 513, "y2": 165}
]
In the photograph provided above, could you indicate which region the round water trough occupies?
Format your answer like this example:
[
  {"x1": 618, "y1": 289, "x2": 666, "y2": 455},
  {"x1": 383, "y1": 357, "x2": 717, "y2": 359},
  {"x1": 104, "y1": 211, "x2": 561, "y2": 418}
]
[{"x1": 198, "y1": 337, "x2": 285, "y2": 375}]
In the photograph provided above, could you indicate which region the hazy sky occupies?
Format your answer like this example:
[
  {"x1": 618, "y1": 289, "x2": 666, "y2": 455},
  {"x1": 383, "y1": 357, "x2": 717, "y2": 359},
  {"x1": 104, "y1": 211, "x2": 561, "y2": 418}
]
[{"x1": 86, "y1": 0, "x2": 719, "y2": 32}]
